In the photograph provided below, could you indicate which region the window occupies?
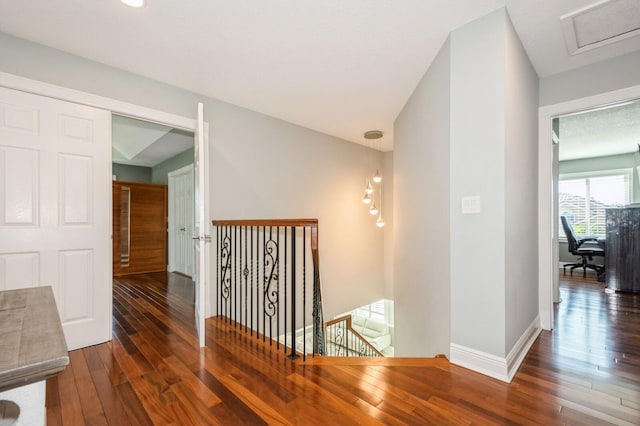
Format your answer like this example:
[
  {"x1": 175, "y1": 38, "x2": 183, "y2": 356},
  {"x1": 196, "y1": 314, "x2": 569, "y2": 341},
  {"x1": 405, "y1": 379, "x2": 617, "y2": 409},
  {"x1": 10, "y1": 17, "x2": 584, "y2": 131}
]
[
  {"x1": 353, "y1": 300, "x2": 386, "y2": 323},
  {"x1": 559, "y1": 169, "x2": 632, "y2": 238}
]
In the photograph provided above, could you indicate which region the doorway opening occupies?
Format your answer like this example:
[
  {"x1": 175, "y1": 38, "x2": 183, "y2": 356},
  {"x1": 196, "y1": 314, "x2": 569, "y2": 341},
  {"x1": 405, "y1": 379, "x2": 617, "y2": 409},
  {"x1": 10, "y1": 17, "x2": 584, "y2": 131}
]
[
  {"x1": 111, "y1": 114, "x2": 195, "y2": 281},
  {"x1": 555, "y1": 99, "x2": 640, "y2": 288},
  {"x1": 538, "y1": 85, "x2": 640, "y2": 331}
]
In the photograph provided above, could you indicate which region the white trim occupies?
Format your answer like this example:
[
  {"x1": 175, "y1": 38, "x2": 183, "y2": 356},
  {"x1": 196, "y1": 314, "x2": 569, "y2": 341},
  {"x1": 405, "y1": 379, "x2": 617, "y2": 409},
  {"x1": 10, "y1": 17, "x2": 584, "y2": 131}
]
[
  {"x1": 505, "y1": 316, "x2": 541, "y2": 382},
  {"x1": 0, "y1": 71, "x2": 196, "y2": 131},
  {"x1": 450, "y1": 343, "x2": 509, "y2": 382},
  {"x1": 0, "y1": 71, "x2": 213, "y2": 343},
  {"x1": 450, "y1": 316, "x2": 541, "y2": 383},
  {"x1": 538, "y1": 84, "x2": 640, "y2": 332}
]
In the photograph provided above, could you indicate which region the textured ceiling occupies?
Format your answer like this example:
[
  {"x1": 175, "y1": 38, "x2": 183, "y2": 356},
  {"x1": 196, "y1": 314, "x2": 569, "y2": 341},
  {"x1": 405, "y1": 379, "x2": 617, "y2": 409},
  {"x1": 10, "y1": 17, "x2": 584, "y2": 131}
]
[
  {"x1": 0, "y1": 0, "x2": 639, "y2": 151},
  {"x1": 559, "y1": 99, "x2": 640, "y2": 161}
]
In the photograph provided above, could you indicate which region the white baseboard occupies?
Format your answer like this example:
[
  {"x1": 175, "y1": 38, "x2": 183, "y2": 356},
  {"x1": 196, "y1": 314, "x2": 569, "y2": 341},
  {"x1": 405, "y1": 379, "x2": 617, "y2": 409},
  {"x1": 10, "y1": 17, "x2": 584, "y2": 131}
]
[
  {"x1": 505, "y1": 315, "x2": 541, "y2": 382},
  {"x1": 450, "y1": 316, "x2": 541, "y2": 383}
]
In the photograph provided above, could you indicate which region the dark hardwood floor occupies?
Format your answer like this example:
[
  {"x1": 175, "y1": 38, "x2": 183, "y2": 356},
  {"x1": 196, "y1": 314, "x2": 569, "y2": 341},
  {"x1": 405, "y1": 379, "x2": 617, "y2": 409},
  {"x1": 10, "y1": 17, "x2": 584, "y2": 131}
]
[{"x1": 45, "y1": 271, "x2": 640, "y2": 425}]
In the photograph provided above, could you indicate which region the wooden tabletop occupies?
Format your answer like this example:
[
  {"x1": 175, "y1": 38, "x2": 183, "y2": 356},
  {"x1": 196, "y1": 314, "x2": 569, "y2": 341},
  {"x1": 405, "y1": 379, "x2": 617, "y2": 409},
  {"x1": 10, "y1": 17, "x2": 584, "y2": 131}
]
[{"x1": 0, "y1": 286, "x2": 69, "y2": 392}]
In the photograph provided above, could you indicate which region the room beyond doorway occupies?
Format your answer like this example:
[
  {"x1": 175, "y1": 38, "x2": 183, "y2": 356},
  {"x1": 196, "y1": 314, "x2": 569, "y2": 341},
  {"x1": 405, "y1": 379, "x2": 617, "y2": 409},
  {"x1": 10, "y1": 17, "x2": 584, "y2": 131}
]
[{"x1": 111, "y1": 115, "x2": 195, "y2": 278}]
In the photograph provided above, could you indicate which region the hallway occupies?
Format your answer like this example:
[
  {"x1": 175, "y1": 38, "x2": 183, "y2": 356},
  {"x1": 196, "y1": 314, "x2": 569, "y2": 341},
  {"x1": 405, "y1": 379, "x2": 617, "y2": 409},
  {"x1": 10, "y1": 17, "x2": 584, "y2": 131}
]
[{"x1": 45, "y1": 272, "x2": 640, "y2": 424}]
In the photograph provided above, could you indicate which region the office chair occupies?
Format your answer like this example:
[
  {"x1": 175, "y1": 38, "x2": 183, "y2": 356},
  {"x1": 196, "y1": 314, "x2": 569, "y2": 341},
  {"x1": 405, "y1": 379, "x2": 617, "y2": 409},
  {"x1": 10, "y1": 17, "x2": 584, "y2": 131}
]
[{"x1": 560, "y1": 215, "x2": 605, "y2": 278}]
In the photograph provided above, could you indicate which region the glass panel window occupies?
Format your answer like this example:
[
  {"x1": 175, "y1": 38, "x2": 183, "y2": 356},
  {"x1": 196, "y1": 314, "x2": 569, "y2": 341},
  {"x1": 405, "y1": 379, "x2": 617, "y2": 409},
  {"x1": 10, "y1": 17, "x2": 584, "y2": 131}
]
[
  {"x1": 352, "y1": 300, "x2": 386, "y2": 323},
  {"x1": 559, "y1": 170, "x2": 632, "y2": 238}
]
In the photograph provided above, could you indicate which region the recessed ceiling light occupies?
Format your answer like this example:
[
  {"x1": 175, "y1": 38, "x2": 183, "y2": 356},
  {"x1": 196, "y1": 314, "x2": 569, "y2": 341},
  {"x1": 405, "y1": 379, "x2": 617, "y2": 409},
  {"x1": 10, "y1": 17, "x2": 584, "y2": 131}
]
[{"x1": 120, "y1": 0, "x2": 145, "y2": 8}]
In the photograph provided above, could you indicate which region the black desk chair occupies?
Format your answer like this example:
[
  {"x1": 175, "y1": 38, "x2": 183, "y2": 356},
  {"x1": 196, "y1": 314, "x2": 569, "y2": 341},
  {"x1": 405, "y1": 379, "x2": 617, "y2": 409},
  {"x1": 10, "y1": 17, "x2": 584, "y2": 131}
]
[{"x1": 560, "y1": 215, "x2": 605, "y2": 278}]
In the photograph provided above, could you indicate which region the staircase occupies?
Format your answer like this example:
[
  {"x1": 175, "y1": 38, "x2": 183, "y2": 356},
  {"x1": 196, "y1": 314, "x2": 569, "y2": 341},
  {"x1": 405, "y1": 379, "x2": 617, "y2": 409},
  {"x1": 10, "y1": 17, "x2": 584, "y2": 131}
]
[
  {"x1": 324, "y1": 314, "x2": 383, "y2": 357},
  {"x1": 211, "y1": 218, "x2": 388, "y2": 359}
]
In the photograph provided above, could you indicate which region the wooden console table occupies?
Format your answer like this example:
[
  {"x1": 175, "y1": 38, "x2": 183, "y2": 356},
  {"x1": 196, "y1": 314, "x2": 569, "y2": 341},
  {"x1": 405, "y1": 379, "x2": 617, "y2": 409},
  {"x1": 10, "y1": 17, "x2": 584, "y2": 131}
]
[{"x1": 0, "y1": 286, "x2": 69, "y2": 424}]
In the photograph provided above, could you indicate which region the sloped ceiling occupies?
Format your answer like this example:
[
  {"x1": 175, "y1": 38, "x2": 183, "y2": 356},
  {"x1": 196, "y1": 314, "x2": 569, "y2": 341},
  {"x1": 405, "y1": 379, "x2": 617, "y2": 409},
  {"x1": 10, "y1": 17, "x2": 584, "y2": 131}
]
[
  {"x1": 112, "y1": 115, "x2": 193, "y2": 167},
  {"x1": 0, "y1": 1, "x2": 639, "y2": 151}
]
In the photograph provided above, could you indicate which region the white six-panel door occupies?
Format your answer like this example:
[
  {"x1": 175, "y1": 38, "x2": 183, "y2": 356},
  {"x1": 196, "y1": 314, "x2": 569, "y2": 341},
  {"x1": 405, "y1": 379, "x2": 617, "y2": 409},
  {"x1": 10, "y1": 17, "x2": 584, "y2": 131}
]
[
  {"x1": 0, "y1": 87, "x2": 111, "y2": 350},
  {"x1": 168, "y1": 164, "x2": 194, "y2": 277}
]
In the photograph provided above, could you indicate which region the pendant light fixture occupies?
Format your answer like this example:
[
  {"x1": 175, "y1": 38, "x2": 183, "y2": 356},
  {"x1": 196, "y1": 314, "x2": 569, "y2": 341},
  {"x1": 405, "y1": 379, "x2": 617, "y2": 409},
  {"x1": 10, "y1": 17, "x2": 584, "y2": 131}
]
[
  {"x1": 365, "y1": 180, "x2": 374, "y2": 195},
  {"x1": 361, "y1": 129, "x2": 385, "y2": 228}
]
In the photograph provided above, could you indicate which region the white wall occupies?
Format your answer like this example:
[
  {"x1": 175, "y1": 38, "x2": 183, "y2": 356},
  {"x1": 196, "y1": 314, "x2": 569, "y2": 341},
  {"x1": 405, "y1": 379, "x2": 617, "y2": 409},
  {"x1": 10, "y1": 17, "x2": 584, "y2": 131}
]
[
  {"x1": 0, "y1": 32, "x2": 385, "y2": 319},
  {"x1": 504, "y1": 14, "x2": 539, "y2": 353},
  {"x1": 539, "y1": 50, "x2": 640, "y2": 107},
  {"x1": 449, "y1": 8, "x2": 539, "y2": 359},
  {"x1": 209, "y1": 102, "x2": 386, "y2": 316},
  {"x1": 450, "y1": 9, "x2": 507, "y2": 357},
  {"x1": 393, "y1": 37, "x2": 451, "y2": 357}
]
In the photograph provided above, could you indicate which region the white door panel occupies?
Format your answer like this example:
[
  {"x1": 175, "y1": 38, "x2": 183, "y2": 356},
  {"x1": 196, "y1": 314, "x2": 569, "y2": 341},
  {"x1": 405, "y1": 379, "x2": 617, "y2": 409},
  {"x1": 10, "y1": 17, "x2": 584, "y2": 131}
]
[
  {"x1": 0, "y1": 87, "x2": 111, "y2": 350},
  {"x1": 194, "y1": 102, "x2": 208, "y2": 348},
  {"x1": 0, "y1": 252, "x2": 39, "y2": 290},
  {"x1": 169, "y1": 165, "x2": 195, "y2": 277}
]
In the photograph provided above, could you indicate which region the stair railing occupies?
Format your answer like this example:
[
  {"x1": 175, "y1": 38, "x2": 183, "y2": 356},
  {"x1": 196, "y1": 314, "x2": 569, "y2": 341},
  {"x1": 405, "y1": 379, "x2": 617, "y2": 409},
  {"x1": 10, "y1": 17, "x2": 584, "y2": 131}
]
[
  {"x1": 324, "y1": 314, "x2": 383, "y2": 357},
  {"x1": 211, "y1": 219, "x2": 325, "y2": 360}
]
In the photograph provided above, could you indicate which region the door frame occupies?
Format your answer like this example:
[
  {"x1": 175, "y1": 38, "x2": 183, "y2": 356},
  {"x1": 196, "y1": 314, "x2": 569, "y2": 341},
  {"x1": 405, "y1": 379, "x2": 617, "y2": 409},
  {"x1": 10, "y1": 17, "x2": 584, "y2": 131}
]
[
  {"x1": 538, "y1": 84, "x2": 640, "y2": 330},
  {"x1": 0, "y1": 70, "x2": 211, "y2": 329},
  {"x1": 168, "y1": 163, "x2": 195, "y2": 276}
]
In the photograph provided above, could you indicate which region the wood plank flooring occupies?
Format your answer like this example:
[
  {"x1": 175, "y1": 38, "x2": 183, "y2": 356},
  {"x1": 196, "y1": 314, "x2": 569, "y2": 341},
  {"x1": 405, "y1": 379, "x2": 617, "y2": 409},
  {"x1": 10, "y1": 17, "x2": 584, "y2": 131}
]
[{"x1": 45, "y1": 271, "x2": 640, "y2": 424}]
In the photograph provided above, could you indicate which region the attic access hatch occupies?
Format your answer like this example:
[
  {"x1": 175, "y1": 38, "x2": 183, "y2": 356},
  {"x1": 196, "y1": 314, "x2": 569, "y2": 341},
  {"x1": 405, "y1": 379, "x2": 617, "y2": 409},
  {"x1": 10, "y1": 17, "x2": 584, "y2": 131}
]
[{"x1": 561, "y1": 0, "x2": 640, "y2": 55}]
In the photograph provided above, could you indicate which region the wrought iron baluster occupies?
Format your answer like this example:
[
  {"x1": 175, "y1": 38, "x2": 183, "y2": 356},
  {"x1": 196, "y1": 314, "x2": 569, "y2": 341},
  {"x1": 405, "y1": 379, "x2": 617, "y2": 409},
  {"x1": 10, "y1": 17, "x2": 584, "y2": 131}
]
[
  {"x1": 250, "y1": 226, "x2": 254, "y2": 336},
  {"x1": 221, "y1": 226, "x2": 232, "y2": 323},
  {"x1": 289, "y1": 227, "x2": 298, "y2": 359},
  {"x1": 263, "y1": 226, "x2": 279, "y2": 346},
  {"x1": 234, "y1": 226, "x2": 236, "y2": 326},
  {"x1": 284, "y1": 227, "x2": 288, "y2": 354},
  {"x1": 243, "y1": 226, "x2": 248, "y2": 332},
  {"x1": 262, "y1": 226, "x2": 267, "y2": 342},
  {"x1": 303, "y1": 226, "x2": 306, "y2": 360},
  {"x1": 216, "y1": 227, "x2": 220, "y2": 316},
  {"x1": 276, "y1": 227, "x2": 280, "y2": 350}
]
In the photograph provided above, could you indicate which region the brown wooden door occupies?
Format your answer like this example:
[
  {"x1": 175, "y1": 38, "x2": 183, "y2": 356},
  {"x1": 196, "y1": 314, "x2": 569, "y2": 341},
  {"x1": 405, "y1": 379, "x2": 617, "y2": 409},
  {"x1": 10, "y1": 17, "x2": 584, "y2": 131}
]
[{"x1": 113, "y1": 181, "x2": 167, "y2": 276}]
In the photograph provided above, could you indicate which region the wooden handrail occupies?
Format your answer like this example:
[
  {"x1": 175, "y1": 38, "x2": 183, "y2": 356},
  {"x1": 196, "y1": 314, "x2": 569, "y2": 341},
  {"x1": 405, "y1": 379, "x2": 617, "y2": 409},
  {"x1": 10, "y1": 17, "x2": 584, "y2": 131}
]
[
  {"x1": 325, "y1": 314, "x2": 352, "y2": 328},
  {"x1": 212, "y1": 218, "x2": 318, "y2": 227},
  {"x1": 212, "y1": 219, "x2": 319, "y2": 251},
  {"x1": 324, "y1": 314, "x2": 384, "y2": 357}
]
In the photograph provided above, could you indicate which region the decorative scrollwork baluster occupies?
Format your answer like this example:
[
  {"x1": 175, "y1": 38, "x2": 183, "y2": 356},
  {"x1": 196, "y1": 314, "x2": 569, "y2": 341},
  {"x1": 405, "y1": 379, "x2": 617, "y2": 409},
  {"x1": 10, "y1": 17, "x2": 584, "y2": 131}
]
[
  {"x1": 220, "y1": 233, "x2": 232, "y2": 316},
  {"x1": 264, "y1": 237, "x2": 279, "y2": 321}
]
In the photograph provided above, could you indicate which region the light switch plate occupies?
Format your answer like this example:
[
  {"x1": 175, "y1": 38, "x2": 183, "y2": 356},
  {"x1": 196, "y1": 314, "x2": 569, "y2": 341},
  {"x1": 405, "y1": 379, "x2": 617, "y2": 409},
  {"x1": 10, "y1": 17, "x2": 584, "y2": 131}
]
[{"x1": 461, "y1": 196, "x2": 481, "y2": 214}]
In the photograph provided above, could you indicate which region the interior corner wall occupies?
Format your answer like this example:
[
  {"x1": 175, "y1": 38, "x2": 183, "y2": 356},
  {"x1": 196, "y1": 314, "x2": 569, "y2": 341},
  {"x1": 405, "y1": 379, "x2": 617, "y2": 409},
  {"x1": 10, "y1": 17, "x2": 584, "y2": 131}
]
[
  {"x1": 393, "y1": 37, "x2": 451, "y2": 357},
  {"x1": 0, "y1": 31, "x2": 386, "y2": 320},
  {"x1": 382, "y1": 151, "x2": 394, "y2": 300},
  {"x1": 152, "y1": 148, "x2": 195, "y2": 185},
  {"x1": 539, "y1": 50, "x2": 640, "y2": 107},
  {"x1": 449, "y1": 8, "x2": 507, "y2": 357},
  {"x1": 504, "y1": 13, "x2": 539, "y2": 353}
]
